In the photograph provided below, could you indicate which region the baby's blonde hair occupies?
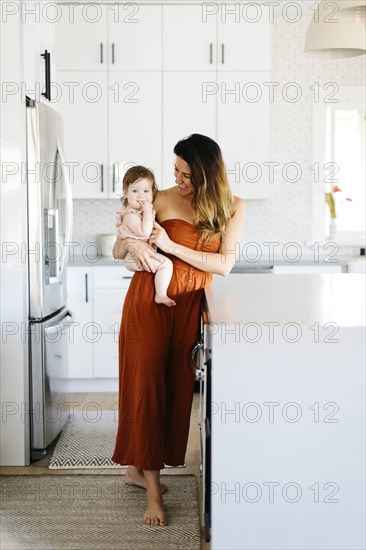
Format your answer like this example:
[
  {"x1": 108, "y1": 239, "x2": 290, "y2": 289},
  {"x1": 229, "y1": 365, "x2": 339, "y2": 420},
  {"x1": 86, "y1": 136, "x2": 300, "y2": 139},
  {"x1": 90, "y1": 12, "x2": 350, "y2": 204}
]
[{"x1": 121, "y1": 165, "x2": 158, "y2": 206}]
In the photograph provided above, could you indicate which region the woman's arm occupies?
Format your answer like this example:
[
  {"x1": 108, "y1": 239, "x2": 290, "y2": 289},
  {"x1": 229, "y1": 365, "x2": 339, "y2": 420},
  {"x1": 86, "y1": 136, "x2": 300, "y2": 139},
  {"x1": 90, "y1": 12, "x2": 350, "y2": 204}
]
[
  {"x1": 112, "y1": 236, "x2": 163, "y2": 272},
  {"x1": 150, "y1": 198, "x2": 245, "y2": 276}
]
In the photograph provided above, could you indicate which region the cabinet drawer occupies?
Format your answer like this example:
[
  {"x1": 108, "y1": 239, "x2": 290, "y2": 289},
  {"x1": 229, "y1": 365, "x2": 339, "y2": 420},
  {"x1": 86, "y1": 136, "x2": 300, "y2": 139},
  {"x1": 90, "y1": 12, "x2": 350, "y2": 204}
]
[
  {"x1": 93, "y1": 266, "x2": 133, "y2": 288},
  {"x1": 94, "y1": 288, "x2": 128, "y2": 333},
  {"x1": 93, "y1": 333, "x2": 119, "y2": 379}
]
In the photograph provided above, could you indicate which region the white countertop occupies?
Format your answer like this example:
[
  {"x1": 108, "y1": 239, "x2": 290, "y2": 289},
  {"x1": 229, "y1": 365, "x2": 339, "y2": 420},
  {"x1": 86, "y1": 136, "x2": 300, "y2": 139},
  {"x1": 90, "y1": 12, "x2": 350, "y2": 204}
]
[
  {"x1": 205, "y1": 273, "x2": 365, "y2": 327},
  {"x1": 68, "y1": 254, "x2": 365, "y2": 269}
]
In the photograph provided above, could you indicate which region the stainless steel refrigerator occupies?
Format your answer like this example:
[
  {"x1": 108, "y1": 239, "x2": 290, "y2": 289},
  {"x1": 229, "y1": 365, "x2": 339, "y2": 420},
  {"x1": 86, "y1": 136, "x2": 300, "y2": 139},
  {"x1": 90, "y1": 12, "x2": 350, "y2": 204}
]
[{"x1": 26, "y1": 97, "x2": 73, "y2": 460}]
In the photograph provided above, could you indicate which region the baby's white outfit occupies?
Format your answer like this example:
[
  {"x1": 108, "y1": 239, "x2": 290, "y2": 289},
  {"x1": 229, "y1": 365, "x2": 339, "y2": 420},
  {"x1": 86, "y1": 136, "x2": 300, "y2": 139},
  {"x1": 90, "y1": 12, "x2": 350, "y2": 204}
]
[{"x1": 116, "y1": 206, "x2": 156, "y2": 271}]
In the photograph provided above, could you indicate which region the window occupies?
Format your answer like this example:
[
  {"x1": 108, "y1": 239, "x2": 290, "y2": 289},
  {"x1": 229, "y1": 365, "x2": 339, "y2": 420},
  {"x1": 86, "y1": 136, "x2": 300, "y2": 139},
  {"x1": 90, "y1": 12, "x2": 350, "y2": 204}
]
[{"x1": 326, "y1": 106, "x2": 365, "y2": 234}]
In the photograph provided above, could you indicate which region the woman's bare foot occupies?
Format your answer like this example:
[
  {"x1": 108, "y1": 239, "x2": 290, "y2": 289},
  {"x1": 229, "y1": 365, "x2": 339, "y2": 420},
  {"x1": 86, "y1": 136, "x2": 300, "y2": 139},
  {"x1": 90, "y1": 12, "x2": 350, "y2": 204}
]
[
  {"x1": 144, "y1": 494, "x2": 167, "y2": 526},
  {"x1": 125, "y1": 466, "x2": 168, "y2": 494},
  {"x1": 155, "y1": 294, "x2": 176, "y2": 307},
  {"x1": 143, "y1": 469, "x2": 167, "y2": 526}
]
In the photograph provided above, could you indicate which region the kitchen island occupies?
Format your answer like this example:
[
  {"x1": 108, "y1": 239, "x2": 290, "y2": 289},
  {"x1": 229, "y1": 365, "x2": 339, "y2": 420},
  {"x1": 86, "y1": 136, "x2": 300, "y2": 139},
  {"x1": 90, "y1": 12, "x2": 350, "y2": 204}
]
[{"x1": 204, "y1": 274, "x2": 365, "y2": 550}]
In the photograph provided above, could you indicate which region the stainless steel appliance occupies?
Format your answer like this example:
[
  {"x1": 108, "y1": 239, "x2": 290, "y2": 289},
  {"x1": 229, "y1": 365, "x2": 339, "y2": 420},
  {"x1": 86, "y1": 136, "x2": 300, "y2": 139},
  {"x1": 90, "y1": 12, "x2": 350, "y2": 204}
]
[{"x1": 26, "y1": 97, "x2": 73, "y2": 460}]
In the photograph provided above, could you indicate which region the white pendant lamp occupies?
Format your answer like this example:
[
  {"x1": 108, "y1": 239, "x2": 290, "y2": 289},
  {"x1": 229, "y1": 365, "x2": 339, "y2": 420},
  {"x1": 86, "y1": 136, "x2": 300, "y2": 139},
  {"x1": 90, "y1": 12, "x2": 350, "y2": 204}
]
[{"x1": 304, "y1": 0, "x2": 366, "y2": 58}]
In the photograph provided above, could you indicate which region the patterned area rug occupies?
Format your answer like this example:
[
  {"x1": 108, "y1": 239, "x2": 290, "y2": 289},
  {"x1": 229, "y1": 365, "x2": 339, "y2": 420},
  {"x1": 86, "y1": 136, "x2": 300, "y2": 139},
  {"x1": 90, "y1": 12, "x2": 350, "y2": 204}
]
[
  {"x1": 49, "y1": 411, "x2": 186, "y2": 470},
  {"x1": 0, "y1": 475, "x2": 201, "y2": 550},
  {"x1": 49, "y1": 411, "x2": 124, "y2": 469}
]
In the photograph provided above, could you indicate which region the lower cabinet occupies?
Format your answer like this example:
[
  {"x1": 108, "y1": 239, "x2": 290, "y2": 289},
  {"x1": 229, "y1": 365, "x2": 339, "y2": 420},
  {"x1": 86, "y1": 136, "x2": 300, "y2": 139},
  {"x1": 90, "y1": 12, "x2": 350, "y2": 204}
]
[{"x1": 66, "y1": 264, "x2": 132, "y2": 386}]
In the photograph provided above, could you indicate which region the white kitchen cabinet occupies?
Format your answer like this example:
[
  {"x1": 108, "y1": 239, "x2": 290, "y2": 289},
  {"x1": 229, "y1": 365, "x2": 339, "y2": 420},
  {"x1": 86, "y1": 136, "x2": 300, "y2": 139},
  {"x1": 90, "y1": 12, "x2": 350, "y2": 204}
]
[
  {"x1": 56, "y1": 4, "x2": 161, "y2": 72},
  {"x1": 109, "y1": 71, "x2": 163, "y2": 189},
  {"x1": 162, "y1": 4, "x2": 271, "y2": 72},
  {"x1": 163, "y1": 5, "x2": 216, "y2": 71},
  {"x1": 67, "y1": 265, "x2": 132, "y2": 384},
  {"x1": 57, "y1": 71, "x2": 109, "y2": 198},
  {"x1": 66, "y1": 267, "x2": 93, "y2": 379},
  {"x1": 22, "y1": 1, "x2": 56, "y2": 102},
  {"x1": 55, "y1": 3, "x2": 272, "y2": 199},
  {"x1": 56, "y1": 4, "x2": 108, "y2": 71},
  {"x1": 93, "y1": 333, "x2": 119, "y2": 378},
  {"x1": 217, "y1": 14, "x2": 271, "y2": 72},
  {"x1": 217, "y1": 72, "x2": 271, "y2": 198},
  {"x1": 22, "y1": 14, "x2": 43, "y2": 101},
  {"x1": 162, "y1": 72, "x2": 217, "y2": 187},
  {"x1": 107, "y1": 4, "x2": 162, "y2": 71},
  {"x1": 162, "y1": 4, "x2": 272, "y2": 198}
]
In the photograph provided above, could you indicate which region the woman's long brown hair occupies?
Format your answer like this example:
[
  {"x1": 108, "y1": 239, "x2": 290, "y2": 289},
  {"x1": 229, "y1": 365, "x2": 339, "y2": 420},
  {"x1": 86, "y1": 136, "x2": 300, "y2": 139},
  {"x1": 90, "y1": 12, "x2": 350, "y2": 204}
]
[{"x1": 174, "y1": 134, "x2": 233, "y2": 240}]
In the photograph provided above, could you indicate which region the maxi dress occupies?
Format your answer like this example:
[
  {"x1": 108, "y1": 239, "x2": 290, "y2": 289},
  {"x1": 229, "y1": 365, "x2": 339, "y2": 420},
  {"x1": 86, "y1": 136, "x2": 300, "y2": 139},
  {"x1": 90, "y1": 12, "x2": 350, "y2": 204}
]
[{"x1": 112, "y1": 218, "x2": 221, "y2": 470}]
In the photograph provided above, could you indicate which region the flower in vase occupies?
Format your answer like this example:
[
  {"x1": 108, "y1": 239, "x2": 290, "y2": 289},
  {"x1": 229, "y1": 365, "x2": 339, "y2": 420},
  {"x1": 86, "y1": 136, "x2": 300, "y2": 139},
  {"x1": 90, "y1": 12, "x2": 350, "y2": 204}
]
[{"x1": 325, "y1": 185, "x2": 352, "y2": 219}]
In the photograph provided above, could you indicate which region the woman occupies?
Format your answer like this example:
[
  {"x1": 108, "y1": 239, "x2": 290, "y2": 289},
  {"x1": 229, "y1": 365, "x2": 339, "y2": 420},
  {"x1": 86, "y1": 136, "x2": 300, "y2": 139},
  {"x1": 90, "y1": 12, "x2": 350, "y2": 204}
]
[{"x1": 112, "y1": 134, "x2": 245, "y2": 526}]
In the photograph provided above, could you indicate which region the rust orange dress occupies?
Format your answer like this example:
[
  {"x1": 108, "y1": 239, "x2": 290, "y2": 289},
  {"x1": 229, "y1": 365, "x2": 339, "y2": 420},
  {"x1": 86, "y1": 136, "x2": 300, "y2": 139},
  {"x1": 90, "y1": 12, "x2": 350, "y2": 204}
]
[{"x1": 112, "y1": 218, "x2": 221, "y2": 470}]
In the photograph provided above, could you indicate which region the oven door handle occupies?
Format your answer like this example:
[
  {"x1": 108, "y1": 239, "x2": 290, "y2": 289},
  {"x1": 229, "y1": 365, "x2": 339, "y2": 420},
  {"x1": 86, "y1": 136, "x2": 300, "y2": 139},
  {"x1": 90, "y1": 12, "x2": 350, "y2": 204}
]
[{"x1": 191, "y1": 340, "x2": 205, "y2": 380}]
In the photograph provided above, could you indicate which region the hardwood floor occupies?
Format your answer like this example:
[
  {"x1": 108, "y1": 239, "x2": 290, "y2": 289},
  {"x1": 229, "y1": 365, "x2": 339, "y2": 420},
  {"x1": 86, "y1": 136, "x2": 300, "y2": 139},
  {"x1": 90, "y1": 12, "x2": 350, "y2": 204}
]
[{"x1": 0, "y1": 392, "x2": 209, "y2": 549}]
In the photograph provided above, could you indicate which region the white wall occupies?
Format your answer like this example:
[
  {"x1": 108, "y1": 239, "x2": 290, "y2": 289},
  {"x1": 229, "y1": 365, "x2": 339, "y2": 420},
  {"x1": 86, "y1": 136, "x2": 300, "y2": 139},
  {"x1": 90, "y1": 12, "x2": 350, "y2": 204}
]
[
  {"x1": 71, "y1": 13, "x2": 366, "y2": 250},
  {"x1": 0, "y1": 8, "x2": 30, "y2": 465}
]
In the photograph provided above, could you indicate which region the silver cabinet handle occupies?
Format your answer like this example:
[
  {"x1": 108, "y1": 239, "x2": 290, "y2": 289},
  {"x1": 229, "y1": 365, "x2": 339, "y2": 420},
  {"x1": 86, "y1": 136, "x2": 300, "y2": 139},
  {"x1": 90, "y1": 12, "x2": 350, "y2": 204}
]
[
  {"x1": 100, "y1": 163, "x2": 104, "y2": 192},
  {"x1": 100, "y1": 43, "x2": 103, "y2": 64},
  {"x1": 221, "y1": 43, "x2": 225, "y2": 64},
  {"x1": 85, "y1": 273, "x2": 89, "y2": 303},
  {"x1": 209, "y1": 43, "x2": 213, "y2": 64},
  {"x1": 112, "y1": 43, "x2": 115, "y2": 64}
]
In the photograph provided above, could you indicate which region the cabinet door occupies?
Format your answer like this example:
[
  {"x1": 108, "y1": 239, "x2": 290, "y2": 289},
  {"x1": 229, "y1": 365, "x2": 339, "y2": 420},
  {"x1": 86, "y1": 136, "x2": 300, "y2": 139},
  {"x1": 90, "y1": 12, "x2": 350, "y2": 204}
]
[
  {"x1": 66, "y1": 267, "x2": 93, "y2": 378},
  {"x1": 162, "y1": 72, "x2": 216, "y2": 188},
  {"x1": 163, "y1": 5, "x2": 216, "y2": 71},
  {"x1": 57, "y1": 71, "x2": 108, "y2": 198},
  {"x1": 217, "y1": 16, "x2": 272, "y2": 71},
  {"x1": 56, "y1": 3, "x2": 108, "y2": 71},
  {"x1": 94, "y1": 288, "x2": 129, "y2": 333},
  {"x1": 109, "y1": 71, "x2": 162, "y2": 190},
  {"x1": 94, "y1": 333, "x2": 119, "y2": 378},
  {"x1": 107, "y1": 5, "x2": 162, "y2": 71},
  {"x1": 22, "y1": 3, "x2": 43, "y2": 101},
  {"x1": 217, "y1": 72, "x2": 271, "y2": 199}
]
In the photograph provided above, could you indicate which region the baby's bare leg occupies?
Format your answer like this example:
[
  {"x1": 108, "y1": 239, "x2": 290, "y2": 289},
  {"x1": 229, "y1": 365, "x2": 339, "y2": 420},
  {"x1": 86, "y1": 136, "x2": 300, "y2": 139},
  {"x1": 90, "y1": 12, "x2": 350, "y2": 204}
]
[{"x1": 151, "y1": 255, "x2": 176, "y2": 307}]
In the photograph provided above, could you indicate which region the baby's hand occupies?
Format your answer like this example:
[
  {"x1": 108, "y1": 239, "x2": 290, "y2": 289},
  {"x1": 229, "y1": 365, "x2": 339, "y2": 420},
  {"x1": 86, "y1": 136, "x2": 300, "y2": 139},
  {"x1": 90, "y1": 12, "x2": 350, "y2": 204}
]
[{"x1": 141, "y1": 200, "x2": 153, "y2": 211}]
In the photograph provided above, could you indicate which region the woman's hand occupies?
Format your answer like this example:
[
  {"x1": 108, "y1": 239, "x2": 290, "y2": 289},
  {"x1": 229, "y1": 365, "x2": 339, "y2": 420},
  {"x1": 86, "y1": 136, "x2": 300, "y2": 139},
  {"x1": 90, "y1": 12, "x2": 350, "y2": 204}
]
[
  {"x1": 113, "y1": 236, "x2": 163, "y2": 272},
  {"x1": 149, "y1": 222, "x2": 175, "y2": 254}
]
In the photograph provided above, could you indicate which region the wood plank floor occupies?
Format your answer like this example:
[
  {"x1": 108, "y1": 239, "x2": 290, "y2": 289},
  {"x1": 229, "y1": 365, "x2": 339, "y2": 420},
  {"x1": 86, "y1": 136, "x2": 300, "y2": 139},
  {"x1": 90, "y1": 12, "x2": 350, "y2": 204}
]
[{"x1": 0, "y1": 392, "x2": 209, "y2": 550}]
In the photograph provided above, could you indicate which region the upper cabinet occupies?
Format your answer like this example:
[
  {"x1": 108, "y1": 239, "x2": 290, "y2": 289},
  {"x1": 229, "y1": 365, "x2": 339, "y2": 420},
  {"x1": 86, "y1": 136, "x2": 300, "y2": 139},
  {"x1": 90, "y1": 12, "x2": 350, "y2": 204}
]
[
  {"x1": 55, "y1": 2, "x2": 272, "y2": 199},
  {"x1": 22, "y1": 1, "x2": 56, "y2": 101},
  {"x1": 108, "y1": 5, "x2": 162, "y2": 71},
  {"x1": 56, "y1": 4, "x2": 108, "y2": 71},
  {"x1": 163, "y1": 5, "x2": 216, "y2": 71},
  {"x1": 162, "y1": 4, "x2": 272, "y2": 197},
  {"x1": 217, "y1": 12, "x2": 272, "y2": 72},
  {"x1": 163, "y1": 4, "x2": 271, "y2": 72},
  {"x1": 56, "y1": 4, "x2": 162, "y2": 71}
]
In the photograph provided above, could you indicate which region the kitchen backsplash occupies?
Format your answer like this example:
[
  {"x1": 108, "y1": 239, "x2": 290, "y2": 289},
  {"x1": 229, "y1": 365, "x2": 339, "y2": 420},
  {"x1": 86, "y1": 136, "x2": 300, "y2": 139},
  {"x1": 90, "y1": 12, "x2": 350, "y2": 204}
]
[{"x1": 72, "y1": 14, "x2": 365, "y2": 251}]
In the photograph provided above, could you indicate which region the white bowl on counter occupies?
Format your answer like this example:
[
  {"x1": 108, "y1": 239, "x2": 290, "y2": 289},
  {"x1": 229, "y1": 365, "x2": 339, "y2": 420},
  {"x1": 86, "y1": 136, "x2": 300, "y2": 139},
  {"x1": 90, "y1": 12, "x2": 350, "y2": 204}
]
[{"x1": 98, "y1": 233, "x2": 116, "y2": 257}]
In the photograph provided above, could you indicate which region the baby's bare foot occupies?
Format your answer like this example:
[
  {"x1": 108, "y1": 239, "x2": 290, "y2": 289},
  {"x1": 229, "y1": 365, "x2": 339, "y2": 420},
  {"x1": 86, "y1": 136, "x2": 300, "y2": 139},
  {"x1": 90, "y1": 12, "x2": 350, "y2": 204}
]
[
  {"x1": 155, "y1": 295, "x2": 176, "y2": 307},
  {"x1": 144, "y1": 496, "x2": 167, "y2": 526},
  {"x1": 125, "y1": 467, "x2": 168, "y2": 494}
]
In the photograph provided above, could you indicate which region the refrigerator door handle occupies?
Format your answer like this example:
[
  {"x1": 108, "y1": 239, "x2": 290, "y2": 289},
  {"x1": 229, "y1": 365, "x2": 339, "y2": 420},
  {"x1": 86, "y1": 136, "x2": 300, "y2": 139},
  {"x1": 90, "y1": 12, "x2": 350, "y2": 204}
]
[
  {"x1": 57, "y1": 139, "x2": 73, "y2": 279},
  {"x1": 44, "y1": 311, "x2": 74, "y2": 336}
]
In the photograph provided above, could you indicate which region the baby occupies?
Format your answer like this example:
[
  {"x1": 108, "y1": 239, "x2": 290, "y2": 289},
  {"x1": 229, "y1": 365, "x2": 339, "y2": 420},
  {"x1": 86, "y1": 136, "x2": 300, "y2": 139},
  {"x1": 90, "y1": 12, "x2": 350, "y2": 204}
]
[{"x1": 116, "y1": 165, "x2": 176, "y2": 307}]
